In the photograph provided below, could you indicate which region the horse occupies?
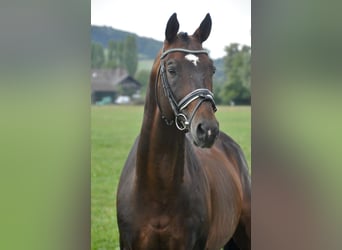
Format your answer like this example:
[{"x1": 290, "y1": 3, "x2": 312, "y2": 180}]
[{"x1": 116, "y1": 13, "x2": 251, "y2": 250}]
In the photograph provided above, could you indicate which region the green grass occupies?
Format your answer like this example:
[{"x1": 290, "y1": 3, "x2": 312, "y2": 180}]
[
  {"x1": 91, "y1": 105, "x2": 250, "y2": 249},
  {"x1": 215, "y1": 106, "x2": 251, "y2": 168}
]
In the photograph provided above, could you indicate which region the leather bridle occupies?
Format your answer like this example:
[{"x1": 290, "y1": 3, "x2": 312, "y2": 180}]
[{"x1": 155, "y1": 48, "x2": 217, "y2": 132}]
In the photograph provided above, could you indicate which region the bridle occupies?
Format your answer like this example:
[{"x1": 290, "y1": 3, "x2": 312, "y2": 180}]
[{"x1": 155, "y1": 48, "x2": 217, "y2": 132}]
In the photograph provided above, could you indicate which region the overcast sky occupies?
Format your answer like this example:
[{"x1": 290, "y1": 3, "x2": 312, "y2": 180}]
[{"x1": 91, "y1": 0, "x2": 250, "y2": 59}]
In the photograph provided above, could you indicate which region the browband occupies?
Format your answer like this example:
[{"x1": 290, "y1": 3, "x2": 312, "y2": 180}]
[{"x1": 160, "y1": 48, "x2": 209, "y2": 60}]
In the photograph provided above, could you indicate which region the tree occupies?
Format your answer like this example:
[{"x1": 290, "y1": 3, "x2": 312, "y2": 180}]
[
  {"x1": 91, "y1": 42, "x2": 105, "y2": 68},
  {"x1": 123, "y1": 35, "x2": 138, "y2": 76},
  {"x1": 92, "y1": 36, "x2": 138, "y2": 74},
  {"x1": 106, "y1": 40, "x2": 118, "y2": 68},
  {"x1": 105, "y1": 40, "x2": 125, "y2": 68},
  {"x1": 135, "y1": 70, "x2": 150, "y2": 97},
  {"x1": 220, "y1": 43, "x2": 251, "y2": 105},
  {"x1": 116, "y1": 41, "x2": 125, "y2": 67}
]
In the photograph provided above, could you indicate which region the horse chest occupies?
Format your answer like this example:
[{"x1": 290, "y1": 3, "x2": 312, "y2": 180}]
[
  {"x1": 134, "y1": 214, "x2": 206, "y2": 249},
  {"x1": 132, "y1": 196, "x2": 208, "y2": 249}
]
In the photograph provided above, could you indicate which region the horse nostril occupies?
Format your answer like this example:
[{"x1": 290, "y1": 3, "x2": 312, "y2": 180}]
[
  {"x1": 196, "y1": 123, "x2": 206, "y2": 140},
  {"x1": 196, "y1": 123, "x2": 219, "y2": 142}
]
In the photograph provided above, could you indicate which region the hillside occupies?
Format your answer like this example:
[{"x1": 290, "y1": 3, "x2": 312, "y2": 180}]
[
  {"x1": 91, "y1": 25, "x2": 225, "y2": 82},
  {"x1": 91, "y1": 25, "x2": 163, "y2": 60}
]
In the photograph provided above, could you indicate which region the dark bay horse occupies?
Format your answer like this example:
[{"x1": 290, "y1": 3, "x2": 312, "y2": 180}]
[{"x1": 117, "y1": 13, "x2": 251, "y2": 250}]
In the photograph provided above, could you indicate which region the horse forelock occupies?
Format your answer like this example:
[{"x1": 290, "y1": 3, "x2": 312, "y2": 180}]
[
  {"x1": 164, "y1": 31, "x2": 205, "y2": 52},
  {"x1": 178, "y1": 32, "x2": 189, "y2": 42}
]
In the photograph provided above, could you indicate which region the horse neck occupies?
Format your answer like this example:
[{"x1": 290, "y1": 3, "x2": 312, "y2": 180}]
[{"x1": 136, "y1": 65, "x2": 185, "y2": 195}]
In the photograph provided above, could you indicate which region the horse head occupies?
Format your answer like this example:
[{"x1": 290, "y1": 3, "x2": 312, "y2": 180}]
[{"x1": 156, "y1": 13, "x2": 219, "y2": 148}]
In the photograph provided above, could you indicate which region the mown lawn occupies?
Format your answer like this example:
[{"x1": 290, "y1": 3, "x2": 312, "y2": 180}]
[{"x1": 91, "y1": 105, "x2": 250, "y2": 250}]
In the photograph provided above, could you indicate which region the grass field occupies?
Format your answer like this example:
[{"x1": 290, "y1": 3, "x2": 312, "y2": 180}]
[{"x1": 91, "y1": 105, "x2": 250, "y2": 249}]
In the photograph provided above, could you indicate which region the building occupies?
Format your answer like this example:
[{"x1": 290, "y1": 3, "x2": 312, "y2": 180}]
[{"x1": 91, "y1": 68, "x2": 141, "y2": 104}]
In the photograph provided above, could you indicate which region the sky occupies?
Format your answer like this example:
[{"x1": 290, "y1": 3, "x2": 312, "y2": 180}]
[{"x1": 91, "y1": 0, "x2": 250, "y2": 59}]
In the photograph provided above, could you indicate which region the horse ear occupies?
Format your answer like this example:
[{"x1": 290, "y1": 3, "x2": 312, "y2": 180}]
[
  {"x1": 165, "y1": 13, "x2": 179, "y2": 43},
  {"x1": 193, "y1": 13, "x2": 212, "y2": 43}
]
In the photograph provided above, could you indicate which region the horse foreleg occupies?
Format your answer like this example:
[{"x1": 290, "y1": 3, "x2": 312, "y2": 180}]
[
  {"x1": 223, "y1": 237, "x2": 239, "y2": 250},
  {"x1": 223, "y1": 220, "x2": 250, "y2": 250},
  {"x1": 224, "y1": 201, "x2": 251, "y2": 250},
  {"x1": 224, "y1": 190, "x2": 251, "y2": 250}
]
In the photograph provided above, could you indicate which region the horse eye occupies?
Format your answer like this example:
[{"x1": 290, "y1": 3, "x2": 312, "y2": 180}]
[
  {"x1": 167, "y1": 68, "x2": 176, "y2": 75},
  {"x1": 212, "y1": 66, "x2": 216, "y2": 75}
]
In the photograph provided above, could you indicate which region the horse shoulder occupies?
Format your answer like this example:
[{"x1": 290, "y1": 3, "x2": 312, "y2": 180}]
[
  {"x1": 190, "y1": 132, "x2": 249, "y2": 249},
  {"x1": 216, "y1": 131, "x2": 251, "y2": 248},
  {"x1": 117, "y1": 136, "x2": 139, "y2": 245},
  {"x1": 216, "y1": 131, "x2": 251, "y2": 199}
]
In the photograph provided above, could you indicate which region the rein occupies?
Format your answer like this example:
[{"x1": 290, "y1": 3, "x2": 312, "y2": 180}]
[{"x1": 156, "y1": 48, "x2": 217, "y2": 132}]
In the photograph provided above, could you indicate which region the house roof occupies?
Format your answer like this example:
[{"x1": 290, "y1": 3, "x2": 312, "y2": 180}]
[{"x1": 91, "y1": 68, "x2": 141, "y2": 92}]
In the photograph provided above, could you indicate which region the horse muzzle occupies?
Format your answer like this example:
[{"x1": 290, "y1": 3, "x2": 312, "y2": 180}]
[
  {"x1": 192, "y1": 119, "x2": 219, "y2": 148},
  {"x1": 184, "y1": 99, "x2": 219, "y2": 148}
]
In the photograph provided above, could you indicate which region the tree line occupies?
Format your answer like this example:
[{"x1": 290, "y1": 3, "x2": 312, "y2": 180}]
[
  {"x1": 91, "y1": 35, "x2": 138, "y2": 76},
  {"x1": 91, "y1": 38, "x2": 250, "y2": 105},
  {"x1": 214, "y1": 43, "x2": 251, "y2": 105}
]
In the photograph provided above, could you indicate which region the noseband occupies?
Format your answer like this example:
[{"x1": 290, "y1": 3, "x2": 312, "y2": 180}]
[{"x1": 156, "y1": 48, "x2": 217, "y2": 132}]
